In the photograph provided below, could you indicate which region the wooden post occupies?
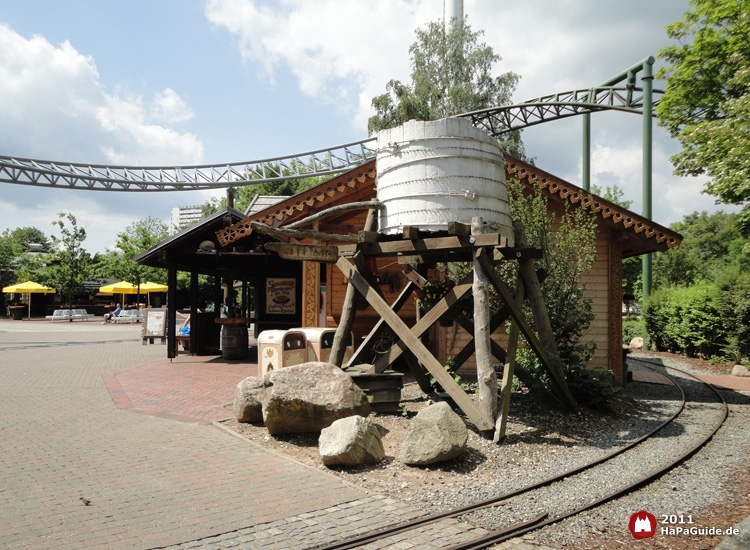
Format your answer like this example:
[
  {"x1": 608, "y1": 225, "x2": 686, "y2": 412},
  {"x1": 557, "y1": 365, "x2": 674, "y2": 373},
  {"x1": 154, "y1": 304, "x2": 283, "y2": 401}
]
[
  {"x1": 167, "y1": 265, "x2": 177, "y2": 359},
  {"x1": 513, "y1": 221, "x2": 576, "y2": 408},
  {"x1": 472, "y1": 217, "x2": 497, "y2": 437},
  {"x1": 330, "y1": 206, "x2": 378, "y2": 366},
  {"x1": 495, "y1": 276, "x2": 523, "y2": 442}
]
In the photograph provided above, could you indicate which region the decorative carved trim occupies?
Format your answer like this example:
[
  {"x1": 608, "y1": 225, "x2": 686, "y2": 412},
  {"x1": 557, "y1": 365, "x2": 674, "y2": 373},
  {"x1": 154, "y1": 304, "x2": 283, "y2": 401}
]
[
  {"x1": 301, "y1": 261, "x2": 320, "y2": 327},
  {"x1": 608, "y1": 238, "x2": 623, "y2": 378},
  {"x1": 215, "y1": 162, "x2": 377, "y2": 246},
  {"x1": 505, "y1": 159, "x2": 682, "y2": 251}
]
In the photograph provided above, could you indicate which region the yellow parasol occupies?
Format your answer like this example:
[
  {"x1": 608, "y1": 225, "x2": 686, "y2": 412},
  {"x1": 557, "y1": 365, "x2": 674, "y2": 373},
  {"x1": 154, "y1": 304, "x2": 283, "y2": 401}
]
[
  {"x1": 137, "y1": 281, "x2": 168, "y2": 307},
  {"x1": 2, "y1": 281, "x2": 56, "y2": 319},
  {"x1": 98, "y1": 281, "x2": 138, "y2": 307},
  {"x1": 138, "y1": 282, "x2": 168, "y2": 292}
]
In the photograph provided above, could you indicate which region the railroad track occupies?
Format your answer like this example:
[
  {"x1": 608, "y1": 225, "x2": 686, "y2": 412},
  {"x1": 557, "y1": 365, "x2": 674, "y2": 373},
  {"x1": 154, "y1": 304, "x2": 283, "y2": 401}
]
[{"x1": 313, "y1": 362, "x2": 728, "y2": 550}]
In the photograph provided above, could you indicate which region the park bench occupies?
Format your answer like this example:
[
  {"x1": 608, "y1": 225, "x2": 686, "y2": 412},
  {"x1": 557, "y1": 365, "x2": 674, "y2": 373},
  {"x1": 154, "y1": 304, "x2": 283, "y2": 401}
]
[
  {"x1": 45, "y1": 309, "x2": 94, "y2": 322},
  {"x1": 46, "y1": 310, "x2": 73, "y2": 322},
  {"x1": 112, "y1": 310, "x2": 143, "y2": 324}
]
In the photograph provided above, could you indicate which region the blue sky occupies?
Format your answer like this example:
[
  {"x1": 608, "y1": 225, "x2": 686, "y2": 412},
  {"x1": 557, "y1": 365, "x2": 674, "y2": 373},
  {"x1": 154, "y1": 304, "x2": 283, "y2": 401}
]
[{"x1": 0, "y1": 0, "x2": 728, "y2": 253}]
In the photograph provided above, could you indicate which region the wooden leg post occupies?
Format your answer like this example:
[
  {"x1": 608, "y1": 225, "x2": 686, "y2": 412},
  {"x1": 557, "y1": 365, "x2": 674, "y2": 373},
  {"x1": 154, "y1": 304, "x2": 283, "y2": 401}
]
[
  {"x1": 330, "y1": 206, "x2": 379, "y2": 366},
  {"x1": 495, "y1": 276, "x2": 524, "y2": 442}
]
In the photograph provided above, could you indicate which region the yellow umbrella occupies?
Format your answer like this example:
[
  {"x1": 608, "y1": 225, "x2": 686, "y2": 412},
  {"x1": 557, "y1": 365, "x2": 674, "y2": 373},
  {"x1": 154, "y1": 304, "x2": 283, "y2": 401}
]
[
  {"x1": 138, "y1": 282, "x2": 168, "y2": 292},
  {"x1": 137, "y1": 281, "x2": 168, "y2": 307},
  {"x1": 99, "y1": 281, "x2": 138, "y2": 308},
  {"x1": 2, "y1": 281, "x2": 56, "y2": 319},
  {"x1": 99, "y1": 281, "x2": 138, "y2": 294}
]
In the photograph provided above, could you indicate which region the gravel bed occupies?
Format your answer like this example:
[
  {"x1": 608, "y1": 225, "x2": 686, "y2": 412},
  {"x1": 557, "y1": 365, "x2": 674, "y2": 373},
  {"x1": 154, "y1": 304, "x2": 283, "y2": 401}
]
[
  {"x1": 460, "y1": 365, "x2": 728, "y2": 536},
  {"x1": 526, "y1": 359, "x2": 750, "y2": 550},
  {"x1": 221, "y1": 355, "x2": 750, "y2": 549}
]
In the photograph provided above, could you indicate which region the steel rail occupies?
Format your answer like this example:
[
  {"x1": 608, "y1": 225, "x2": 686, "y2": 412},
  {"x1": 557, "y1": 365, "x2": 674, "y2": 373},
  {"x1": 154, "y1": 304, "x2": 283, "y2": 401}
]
[
  {"x1": 446, "y1": 362, "x2": 729, "y2": 550},
  {"x1": 0, "y1": 86, "x2": 661, "y2": 191},
  {"x1": 315, "y1": 363, "x2": 728, "y2": 550},
  {"x1": 312, "y1": 363, "x2": 688, "y2": 550}
]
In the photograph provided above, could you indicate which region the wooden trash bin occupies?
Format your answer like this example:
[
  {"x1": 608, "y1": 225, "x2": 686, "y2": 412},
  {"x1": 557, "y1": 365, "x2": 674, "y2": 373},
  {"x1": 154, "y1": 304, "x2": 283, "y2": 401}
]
[{"x1": 258, "y1": 329, "x2": 307, "y2": 376}]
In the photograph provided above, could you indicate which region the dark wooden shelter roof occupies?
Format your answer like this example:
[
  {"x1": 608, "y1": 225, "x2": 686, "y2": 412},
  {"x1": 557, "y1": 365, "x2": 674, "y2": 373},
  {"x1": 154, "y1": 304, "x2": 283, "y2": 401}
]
[{"x1": 135, "y1": 207, "x2": 267, "y2": 273}]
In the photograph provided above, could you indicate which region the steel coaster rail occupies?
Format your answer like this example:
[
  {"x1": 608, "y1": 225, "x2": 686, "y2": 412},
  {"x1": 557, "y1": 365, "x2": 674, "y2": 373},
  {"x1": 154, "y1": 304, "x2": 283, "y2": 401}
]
[
  {"x1": 315, "y1": 362, "x2": 728, "y2": 550},
  {"x1": 0, "y1": 85, "x2": 660, "y2": 191}
]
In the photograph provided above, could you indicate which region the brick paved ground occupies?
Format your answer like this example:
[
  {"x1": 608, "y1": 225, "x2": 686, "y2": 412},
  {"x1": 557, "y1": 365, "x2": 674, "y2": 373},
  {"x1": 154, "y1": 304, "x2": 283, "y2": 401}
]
[
  {"x1": 0, "y1": 319, "x2": 509, "y2": 550},
  {"x1": 0, "y1": 320, "x2": 373, "y2": 549}
]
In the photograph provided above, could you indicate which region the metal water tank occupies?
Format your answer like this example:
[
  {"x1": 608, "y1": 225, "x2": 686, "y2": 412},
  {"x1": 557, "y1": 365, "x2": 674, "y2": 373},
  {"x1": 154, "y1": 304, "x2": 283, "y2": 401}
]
[{"x1": 376, "y1": 118, "x2": 514, "y2": 245}]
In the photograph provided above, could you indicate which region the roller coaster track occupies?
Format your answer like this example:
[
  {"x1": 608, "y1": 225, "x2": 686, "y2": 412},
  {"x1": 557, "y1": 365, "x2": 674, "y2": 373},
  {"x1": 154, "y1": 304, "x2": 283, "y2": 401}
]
[{"x1": 0, "y1": 85, "x2": 661, "y2": 192}]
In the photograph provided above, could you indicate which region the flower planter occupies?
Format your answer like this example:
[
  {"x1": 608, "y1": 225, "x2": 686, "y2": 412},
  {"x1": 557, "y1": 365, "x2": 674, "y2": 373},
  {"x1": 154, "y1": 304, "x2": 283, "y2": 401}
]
[{"x1": 9, "y1": 306, "x2": 25, "y2": 320}]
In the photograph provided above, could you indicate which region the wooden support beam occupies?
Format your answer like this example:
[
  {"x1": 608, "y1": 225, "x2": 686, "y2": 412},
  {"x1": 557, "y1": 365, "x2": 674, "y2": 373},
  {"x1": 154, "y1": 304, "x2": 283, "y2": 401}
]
[
  {"x1": 345, "y1": 280, "x2": 418, "y2": 370},
  {"x1": 476, "y1": 249, "x2": 578, "y2": 410},
  {"x1": 402, "y1": 226, "x2": 420, "y2": 240},
  {"x1": 372, "y1": 283, "x2": 472, "y2": 372},
  {"x1": 448, "y1": 221, "x2": 471, "y2": 236},
  {"x1": 472, "y1": 217, "x2": 497, "y2": 437},
  {"x1": 285, "y1": 200, "x2": 384, "y2": 229},
  {"x1": 336, "y1": 256, "x2": 493, "y2": 431},
  {"x1": 339, "y1": 233, "x2": 507, "y2": 258},
  {"x1": 495, "y1": 275, "x2": 524, "y2": 442},
  {"x1": 330, "y1": 206, "x2": 379, "y2": 365},
  {"x1": 452, "y1": 306, "x2": 511, "y2": 367},
  {"x1": 251, "y1": 221, "x2": 360, "y2": 243}
]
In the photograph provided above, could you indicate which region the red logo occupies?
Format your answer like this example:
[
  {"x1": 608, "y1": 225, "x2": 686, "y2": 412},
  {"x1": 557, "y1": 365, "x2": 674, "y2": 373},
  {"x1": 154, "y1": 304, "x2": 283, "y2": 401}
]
[{"x1": 628, "y1": 510, "x2": 656, "y2": 539}]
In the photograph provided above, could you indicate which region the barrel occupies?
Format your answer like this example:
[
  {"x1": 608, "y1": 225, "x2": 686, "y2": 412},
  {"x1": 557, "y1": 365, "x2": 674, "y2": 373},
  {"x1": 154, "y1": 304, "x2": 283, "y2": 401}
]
[
  {"x1": 221, "y1": 325, "x2": 249, "y2": 359},
  {"x1": 376, "y1": 118, "x2": 514, "y2": 245}
]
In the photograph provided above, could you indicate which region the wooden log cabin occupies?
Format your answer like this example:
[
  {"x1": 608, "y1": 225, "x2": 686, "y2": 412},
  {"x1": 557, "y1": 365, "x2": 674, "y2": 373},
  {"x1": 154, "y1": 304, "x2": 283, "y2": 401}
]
[{"x1": 216, "y1": 156, "x2": 681, "y2": 386}]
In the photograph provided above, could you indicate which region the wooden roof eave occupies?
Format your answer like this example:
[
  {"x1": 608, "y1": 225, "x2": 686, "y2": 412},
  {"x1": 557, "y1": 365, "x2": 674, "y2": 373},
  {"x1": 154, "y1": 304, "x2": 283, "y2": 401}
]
[
  {"x1": 505, "y1": 156, "x2": 682, "y2": 256},
  {"x1": 217, "y1": 154, "x2": 681, "y2": 258},
  {"x1": 215, "y1": 161, "x2": 377, "y2": 247}
]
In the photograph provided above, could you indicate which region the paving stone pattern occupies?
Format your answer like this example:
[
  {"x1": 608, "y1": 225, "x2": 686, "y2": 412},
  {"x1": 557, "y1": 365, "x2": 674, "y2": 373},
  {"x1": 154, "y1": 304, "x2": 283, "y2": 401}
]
[{"x1": 0, "y1": 320, "x2": 504, "y2": 550}]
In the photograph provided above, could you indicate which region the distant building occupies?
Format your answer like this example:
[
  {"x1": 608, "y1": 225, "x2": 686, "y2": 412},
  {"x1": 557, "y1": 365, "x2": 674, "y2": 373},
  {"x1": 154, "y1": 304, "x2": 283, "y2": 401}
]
[{"x1": 170, "y1": 205, "x2": 204, "y2": 231}]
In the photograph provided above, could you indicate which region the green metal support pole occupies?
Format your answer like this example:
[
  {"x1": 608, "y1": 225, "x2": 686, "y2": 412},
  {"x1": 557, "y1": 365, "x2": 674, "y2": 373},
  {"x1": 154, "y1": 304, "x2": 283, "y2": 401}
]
[
  {"x1": 582, "y1": 112, "x2": 591, "y2": 191},
  {"x1": 642, "y1": 59, "x2": 654, "y2": 298}
]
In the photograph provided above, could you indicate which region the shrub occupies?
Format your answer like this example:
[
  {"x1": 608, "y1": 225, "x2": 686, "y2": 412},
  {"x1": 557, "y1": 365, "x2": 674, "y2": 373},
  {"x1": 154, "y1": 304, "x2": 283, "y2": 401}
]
[{"x1": 643, "y1": 283, "x2": 728, "y2": 358}]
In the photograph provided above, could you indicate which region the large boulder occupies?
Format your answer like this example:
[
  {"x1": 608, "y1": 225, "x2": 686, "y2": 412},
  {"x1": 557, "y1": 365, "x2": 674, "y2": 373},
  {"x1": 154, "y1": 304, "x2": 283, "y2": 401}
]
[
  {"x1": 629, "y1": 337, "x2": 644, "y2": 351},
  {"x1": 319, "y1": 415, "x2": 385, "y2": 466},
  {"x1": 731, "y1": 364, "x2": 750, "y2": 377},
  {"x1": 398, "y1": 401, "x2": 468, "y2": 465},
  {"x1": 233, "y1": 376, "x2": 264, "y2": 423},
  {"x1": 261, "y1": 362, "x2": 371, "y2": 435}
]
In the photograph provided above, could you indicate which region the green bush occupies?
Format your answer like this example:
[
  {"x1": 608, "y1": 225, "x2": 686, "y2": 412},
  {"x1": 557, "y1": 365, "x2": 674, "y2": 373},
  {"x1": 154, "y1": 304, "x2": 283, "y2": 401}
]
[
  {"x1": 623, "y1": 316, "x2": 648, "y2": 348},
  {"x1": 643, "y1": 283, "x2": 728, "y2": 358},
  {"x1": 514, "y1": 347, "x2": 619, "y2": 408}
]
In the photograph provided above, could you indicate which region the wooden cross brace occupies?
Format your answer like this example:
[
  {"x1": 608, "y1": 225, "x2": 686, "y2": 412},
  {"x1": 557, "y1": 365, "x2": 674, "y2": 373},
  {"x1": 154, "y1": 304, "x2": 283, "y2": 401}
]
[{"x1": 335, "y1": 256, "x2": 495, "y2": 431}]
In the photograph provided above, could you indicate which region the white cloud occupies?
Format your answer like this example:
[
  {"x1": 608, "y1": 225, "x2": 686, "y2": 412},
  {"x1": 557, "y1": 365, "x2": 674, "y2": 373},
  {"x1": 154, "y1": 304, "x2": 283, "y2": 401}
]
[
  {"x1": 0, "y1": 23, "x2": 203, "y2": 165},
  {"x1": 204, "y1": 0, "x2": 440, "y2": 129},
  {"x1": 151, "y1": 88, "x2": 194, "y2": 124}
]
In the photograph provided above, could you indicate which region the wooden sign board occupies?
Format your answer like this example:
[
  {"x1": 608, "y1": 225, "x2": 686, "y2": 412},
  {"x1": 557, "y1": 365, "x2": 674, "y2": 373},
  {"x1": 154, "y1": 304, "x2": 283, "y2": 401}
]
[
  {"x1": 264, "y1": 242, "x2": 338, "y2": 263},
  {"x1": 142, "y1": 308, "x2": 167, "y2": 338}
]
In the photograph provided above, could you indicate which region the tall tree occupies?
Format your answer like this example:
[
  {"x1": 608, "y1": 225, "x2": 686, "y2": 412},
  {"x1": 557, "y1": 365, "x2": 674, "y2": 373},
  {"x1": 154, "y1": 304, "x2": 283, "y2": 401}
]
[
  {"x1": 368, "y1": 17, "x2": 527, "y2": 159},
  {"x1": 101, "y1": 217, "x2": 169, "y2": 287},
  {"x1": 657, "y1": 0, "x2": 750, "y2": 234},
  {"x1": 42, "y1": 213, "x2": 89, "y2": 307},
  {"x1": 0, "y1": 227, "x2": 49, "y2": 285}
]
